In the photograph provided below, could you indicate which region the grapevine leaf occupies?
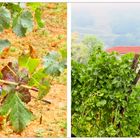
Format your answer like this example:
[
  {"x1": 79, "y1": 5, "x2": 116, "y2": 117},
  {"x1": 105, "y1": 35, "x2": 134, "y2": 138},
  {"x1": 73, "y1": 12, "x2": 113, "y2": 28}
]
[
  {"x1": 28, "y1": 69, "x2": 46, "y2": 86},
  {"x1": 46, "y1": 51, "x2": 60, "y2": 60},
  {"x1": 72, "y1": 42, "x2": 140, "y2": 137},
  {"x1": 17, "y1": 88, "x2": 31, "y2": 103},
  {"x1": 0, "y1": 25, "x2": 3, "y2": 32},
  {"x1": 38, "y1": 80, "x2": 50, "y2": 99},
  {"x1": 59, "y1": 47, "x2": 67, "y2": 60},
  {"x1": 20, "y1": 11, "x2": 33, "y2": 32},
  {"x1": 35, "y1": 8, "x2": 45, "y2": 28},
  {"x1": 1, "y1": 62, "x2": 31, "y2": 103},
  {"x1": 44, "y1": 51, "x2": 66, "y2": 76},
  {"x1": 45, "y1": 61, "x2": 61, "y2": 76},
  {"x1": 96, "y1": 100, "x2": 107, "y2": 107},
  {"x1": 0, "y1": 6, "x2": 11, "y2": 32},
  {"x1": 4, "y1": 3, "x2": 22, "y2": 18},
  {"x1": 1, "y1": 62, "x2": 17, "y2": 82},
  {"x1": 18, "y1": 55, "x2": 40, "y2": 74},
  {"x1": 29, "y1": 69, "x2": 50, "y2": 99},
  {"x1": 27, "y1": 3, "x2": 43, "y2": 11},
  {"x1": 12, "y1": 14, "x2": 27, "y2": 37},
  {"x1": 12, "y1": 10, "x2": 33, "y2": 37},
  {"x1": 0, "y1": 39, "x2": 11, "y2": 52},
  {"x1": 0, "y1": 92, "x2": 33, "y2": 132}
]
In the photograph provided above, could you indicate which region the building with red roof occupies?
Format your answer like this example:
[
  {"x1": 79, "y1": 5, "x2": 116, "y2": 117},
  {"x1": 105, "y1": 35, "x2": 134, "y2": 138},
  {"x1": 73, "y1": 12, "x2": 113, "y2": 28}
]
[{"x1": 106, "y1": 46, "x2": 140, "y2": 54}]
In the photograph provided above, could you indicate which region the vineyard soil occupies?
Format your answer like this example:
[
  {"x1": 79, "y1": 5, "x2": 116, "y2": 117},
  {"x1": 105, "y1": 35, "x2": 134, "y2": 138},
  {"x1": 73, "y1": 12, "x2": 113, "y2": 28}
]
[{"x1": 0, "y1": 3, "x2": 67, "y2": 137}]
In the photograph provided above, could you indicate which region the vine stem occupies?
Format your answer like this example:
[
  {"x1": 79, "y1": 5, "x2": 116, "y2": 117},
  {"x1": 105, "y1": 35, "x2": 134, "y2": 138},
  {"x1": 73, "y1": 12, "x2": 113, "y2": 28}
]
[
  {"x1": 0, "y1": 79, "x2": 51, "y2": 104},
  {"x1": 6, "y1": 64, "x2": 17, "y2": 78},
  {"x1": 0, "y1": 79, "x2": 38, "y2": 92}
]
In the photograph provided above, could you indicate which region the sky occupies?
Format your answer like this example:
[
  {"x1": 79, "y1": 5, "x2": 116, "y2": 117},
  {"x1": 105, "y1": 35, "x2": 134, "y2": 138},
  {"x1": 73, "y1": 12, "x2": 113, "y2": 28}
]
[{"x1": 72, "y1": 3, "x2": 140, "y2": 48}]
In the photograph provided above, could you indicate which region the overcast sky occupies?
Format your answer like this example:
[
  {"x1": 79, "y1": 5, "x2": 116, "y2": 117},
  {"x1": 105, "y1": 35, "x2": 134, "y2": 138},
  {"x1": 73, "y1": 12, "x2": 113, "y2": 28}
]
[{"x1": 72, "y1": 3, "x2": 140, "y2": 48}]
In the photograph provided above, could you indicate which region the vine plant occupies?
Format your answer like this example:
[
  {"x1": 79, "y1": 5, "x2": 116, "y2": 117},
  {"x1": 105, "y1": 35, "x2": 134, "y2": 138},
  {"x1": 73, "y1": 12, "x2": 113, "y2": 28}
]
[
  {"x1": 0, "y1": 3, "x2": 66, "y2": 132},
  {"x1": 72, "y1": 45, "x2": 140, "y2": 137}
]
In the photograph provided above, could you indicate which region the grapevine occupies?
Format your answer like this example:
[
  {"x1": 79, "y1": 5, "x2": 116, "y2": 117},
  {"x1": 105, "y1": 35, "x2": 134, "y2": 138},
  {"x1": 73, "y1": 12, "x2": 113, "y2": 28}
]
[
  {"x1": 0, "y1": 2, "x2": 66, "y2": 133},
  {"x1": 72, "y1": 37, "x2": 140, "y2": 137}
]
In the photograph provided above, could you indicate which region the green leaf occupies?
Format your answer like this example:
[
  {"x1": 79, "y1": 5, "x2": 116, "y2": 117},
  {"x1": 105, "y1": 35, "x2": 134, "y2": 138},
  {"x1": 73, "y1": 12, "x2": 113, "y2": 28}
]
[
  {"x1": 44, "y1": 51, "x2": 65, "y2": 76},
  {"x1": 4, "y1": 3, "x2": 22, "y2": 18},
  {"x1": 35, "y1": 8, "x2": 45, "y2": 28},
  {"x1": 0, "y1": 71, "x2": 2, "y2": 79},
  {"x1": 0, "y1": 92, "x2": 33, "y2": 132},
  {"x1": 20, "y1": 11, "x2": 33, "y2": 32},
  {"x1": 0, "y1": 6, "x2": 11, "y2": 32},
  {"x1": 28, "y1": 69, "x2": 50, "y2": 99},
  {"x1": 12, "y1": 10, "x2": 33, "y2": 37},
  {"x1": 97, "y1": 100, "x2": 107, "y2": 107},
  {"x1": 46, "y1": 51, "x2": 60, "y2": 60},
  {"x1": 18, "y1": 55, "x2": 40, "y2": 74},
  {"x1": 0, "y1": 25, "x2": 3, "y2": 32},
  {"x1": 0, "y1": 39, "x2": 11, "y2": 52},
  {"x1": 27, "y1": 3, "x2": 43, "y2": 11},
  {"x1": 12, "y1": 15, "x2": 26, "y2": 37},
  {"x1": 28, "y1": 69, "x2": 46, "y2": 86},
  {"x1": 44, "y1": 61, "x2": 61, "y2": 76},
  {"x1": 59, "y1": 47, "x2": 67, "y2": 60},
  {"x1": 38, "y1": 80, "x2": 50, "y2": 99}
]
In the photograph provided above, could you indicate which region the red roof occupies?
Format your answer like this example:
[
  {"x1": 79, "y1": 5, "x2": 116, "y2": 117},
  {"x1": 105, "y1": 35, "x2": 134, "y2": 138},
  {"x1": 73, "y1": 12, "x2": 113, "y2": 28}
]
[{"x1": 106, "y1": 46, "x2": 140, "y2": 54}]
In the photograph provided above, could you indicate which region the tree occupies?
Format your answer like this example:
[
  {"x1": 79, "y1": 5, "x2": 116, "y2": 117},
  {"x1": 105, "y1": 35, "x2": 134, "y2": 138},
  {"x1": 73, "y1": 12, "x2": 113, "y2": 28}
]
[{"x1": 72, "y1": 34, "x2": 103, "y2": 64}]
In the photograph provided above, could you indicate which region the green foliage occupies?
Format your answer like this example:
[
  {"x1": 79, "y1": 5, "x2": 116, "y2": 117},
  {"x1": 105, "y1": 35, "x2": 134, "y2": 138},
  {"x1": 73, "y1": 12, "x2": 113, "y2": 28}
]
[
  {"x1": 12, "y1": 10, "x2": 33, "y2": 37},
  {"x1": 0, "y1": 92, "x2": 33, "y2": 132},
  {"x1": 0, "y1": 2, "x2": 44, "y2": 44},
  {"x1": 0, "y1": 50, "x2": 66, "y2": 132},
  {"x1": 3, "y1": 3, "x2": 22, "y2": 18},
  {"x1": 28, "y1": 69, "x2": 50, "y2": 100},
  {"x1": 0, "y1": 54, "x2": 55, "y2": 132},
  {"x1": 18, "y1": 55, "x2": 51, "y2": 100},
  {"x1": 35, "y1": 8, "x2": 45, "y2": 28},
  {"x1": 72, "y1": 44, "x2": 140, "y2": 137},
  {"x1": 0, "y1": 39, "x2": 11, "y2": 52},
  {"x1": 0, "y1": 6, "x2": 11, "y2": 32},
  {"x1": 27, "y1": 3, "x2": 45, "y2": 28},
  {"x1": 44, "y1": 51, "x2": 66, "y2": 76},
  {"x1": 27, "y1": 3, "x2": 43, "y2": 11}
]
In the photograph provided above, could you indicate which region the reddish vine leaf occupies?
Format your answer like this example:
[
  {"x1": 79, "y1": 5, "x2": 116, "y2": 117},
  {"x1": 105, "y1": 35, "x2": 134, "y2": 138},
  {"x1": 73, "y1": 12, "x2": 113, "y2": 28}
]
[
  {"x1": 1, "y1": 62, "x2": 18, "y2": 82},
  {"x1": 1, "y1": 62, "x2": 31, "y2": 103},
  {"x1": 17, "y1": 88, "x2": 31, "y2": 103}
]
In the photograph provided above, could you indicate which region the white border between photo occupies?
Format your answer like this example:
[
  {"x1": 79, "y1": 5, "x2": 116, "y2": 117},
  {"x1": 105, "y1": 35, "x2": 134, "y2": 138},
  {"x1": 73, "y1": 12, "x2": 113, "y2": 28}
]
[{"x1": 67, "y1": 2, "x2": 72, "y2": 138}]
